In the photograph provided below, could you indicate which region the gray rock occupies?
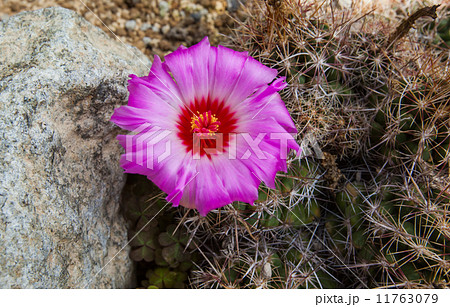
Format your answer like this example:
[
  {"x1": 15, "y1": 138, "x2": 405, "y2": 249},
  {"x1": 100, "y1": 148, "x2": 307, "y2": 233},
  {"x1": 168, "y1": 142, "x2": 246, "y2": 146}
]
[
  {"x1": 125, "y1": 19, "x2": 136, "y2": 31},
  {"x1": 0, "y1": 13, "x2": 9, "y2": 22},
  {"x1": 0, "y1": 7, "x2": 151, "y2": 288}
]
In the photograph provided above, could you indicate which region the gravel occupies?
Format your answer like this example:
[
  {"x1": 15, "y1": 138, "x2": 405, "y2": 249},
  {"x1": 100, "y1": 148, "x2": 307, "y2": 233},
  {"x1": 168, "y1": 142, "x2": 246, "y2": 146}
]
[{"x1": 0, "y1": 0, "x2": 243, "y2": 58}]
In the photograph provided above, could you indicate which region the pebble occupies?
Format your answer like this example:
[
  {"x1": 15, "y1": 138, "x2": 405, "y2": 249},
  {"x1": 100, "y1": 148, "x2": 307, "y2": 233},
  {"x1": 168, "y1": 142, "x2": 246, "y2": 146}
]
[
  {"x1": 161, "y1": 24, "x2": 171, "y2": 35},
  {"x1": 215, "y1": 1, "x2": 224, "y2": 11},
  {"x1": 172, "y1": 10, "x2": 180, "y2": 20},
  {"x1": 125, "y1": 19, "x2": 136, "y2": 31},
  {"x1": 158, "y1": 40, "x2": 172, "y2": 50},
  {"x1": 167, "y1": 27, "x2": 189, "y2": 40},
  {"x1": 140, "y1": 22, "x2": 151, "y2": 32},
  {"x1": 159, "y1": 1, "x2": 170, "y2": 17},
  {"x1": 190, "y1": 12, "x2": 201, "y2": 23},
  {"x1": 152, "y1": 23, "x2": 161, "y2": 33},
  {"x1": 150, "y1": 38, "x2": 161, "y2": 48},
  {"x1": 142, "y1": 37, "x2": 152, "y2": 46}
]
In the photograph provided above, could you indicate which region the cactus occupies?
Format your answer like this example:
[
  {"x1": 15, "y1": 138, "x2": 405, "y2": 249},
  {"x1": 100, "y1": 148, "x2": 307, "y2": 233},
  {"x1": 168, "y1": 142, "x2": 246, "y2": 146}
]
[
  {"x1": 122, "y1": 174, "x2": 199, "y2": 289},
  {"x1": 118, "y1": 0, "x2": 449, "y2": 289},
  {"x1": 362, "y1": 68, "x2": 450, "y2": 288},
  {"x1": 219, "y1": 0, "x2": 449, "y2": 289},
  {"x1": 229, "y1": 0, "x2": 394, "y2": 158},
  {"x1": 330, "y1": 51, "x2": 450, "y2": 288},
  {"x1": 218, "y1": 0, "x2": 392, "y2": 288}
]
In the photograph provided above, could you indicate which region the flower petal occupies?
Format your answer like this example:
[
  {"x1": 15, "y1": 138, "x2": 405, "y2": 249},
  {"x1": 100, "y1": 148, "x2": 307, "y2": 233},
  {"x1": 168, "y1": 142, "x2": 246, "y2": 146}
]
[
  {"x1": 209, "y1": 46, "x2": 278, "y2": 107},
  {"x1": 211, "y1": 154, "x2": 260, "y2": 205},
  {"x1": 226, "y1": 56, "x2": 279, "y2": 106},
  {"x1": 111, "y1": 76, "x2": 178, "y2": 131},
  {"x1": 234, "y1": 118, "x2": 299, "y2": 188},
  {"x1": 237, "y1": 77, "x2": 297, "y2": 133},
  {"x1": 164, "y1": 37, "x2": 211, "y2": 103},
  {"x1": 117, "y1": 133, "x2": 196, "y2": 203},
  {"x1": 179, "y1": 158, "x2": 232, "y2": 216},
  {"x1": 140, "y1": 56, "x2": 184, "y2": 108}
]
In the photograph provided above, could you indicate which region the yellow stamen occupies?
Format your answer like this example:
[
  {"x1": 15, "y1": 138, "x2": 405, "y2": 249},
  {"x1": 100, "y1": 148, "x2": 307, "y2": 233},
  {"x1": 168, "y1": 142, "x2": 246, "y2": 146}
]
[{"x1": 190, "y1": 111, "x2": 220, "y2": 135}]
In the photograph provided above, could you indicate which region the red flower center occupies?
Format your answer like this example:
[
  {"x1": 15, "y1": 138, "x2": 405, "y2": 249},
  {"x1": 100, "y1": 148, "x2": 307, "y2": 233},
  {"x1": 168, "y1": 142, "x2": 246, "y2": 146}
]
[{"x1": 177, "y1": 97, "x2": 237, "y2": 157}]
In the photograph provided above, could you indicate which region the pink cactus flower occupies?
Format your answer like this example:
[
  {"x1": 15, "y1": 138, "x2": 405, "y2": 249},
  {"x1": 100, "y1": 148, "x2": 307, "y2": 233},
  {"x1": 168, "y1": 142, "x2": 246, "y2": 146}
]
[{"x1": 111, "y1": 37, "x2": 299, "y2": 215}]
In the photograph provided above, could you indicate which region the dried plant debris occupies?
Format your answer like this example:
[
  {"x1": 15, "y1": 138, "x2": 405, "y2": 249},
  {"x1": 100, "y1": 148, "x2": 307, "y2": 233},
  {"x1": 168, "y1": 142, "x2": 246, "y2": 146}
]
[{"x1": 386, "y1": 5, "x2": 440, "y2": 50}]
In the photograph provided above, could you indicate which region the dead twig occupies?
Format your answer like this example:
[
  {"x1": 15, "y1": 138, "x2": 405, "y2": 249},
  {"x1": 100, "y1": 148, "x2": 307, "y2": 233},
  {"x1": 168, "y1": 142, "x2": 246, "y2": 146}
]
[{"x1": 385, "y1": 4, "x2": 441, "y2": 50}]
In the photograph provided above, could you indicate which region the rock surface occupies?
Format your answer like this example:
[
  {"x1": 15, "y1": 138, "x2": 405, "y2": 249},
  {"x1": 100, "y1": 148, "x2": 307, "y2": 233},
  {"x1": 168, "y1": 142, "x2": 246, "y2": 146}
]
[{"x1": 0, "y1": 7, "x2": 151, "y2": 288}]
